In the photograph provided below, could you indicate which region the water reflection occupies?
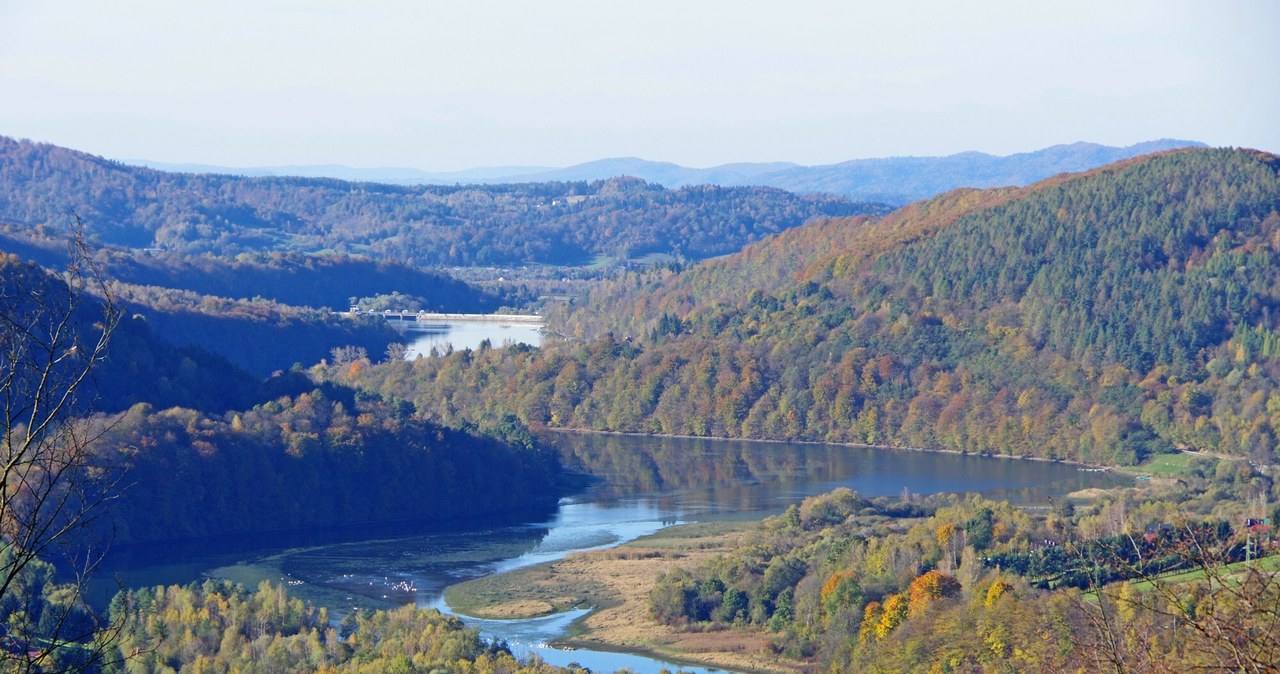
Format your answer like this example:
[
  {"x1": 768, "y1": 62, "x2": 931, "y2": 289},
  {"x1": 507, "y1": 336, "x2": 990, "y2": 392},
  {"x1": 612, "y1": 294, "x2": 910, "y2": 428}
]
[
  {"x1": 405, "y1": 321, "x2": 543, "y2": 357},
  {"x1": 554, "y1": 432, "x2": 1126, "y2": 512},
  {"x1": 489, "y1": 502, "x2": 674, "y2": 575}
]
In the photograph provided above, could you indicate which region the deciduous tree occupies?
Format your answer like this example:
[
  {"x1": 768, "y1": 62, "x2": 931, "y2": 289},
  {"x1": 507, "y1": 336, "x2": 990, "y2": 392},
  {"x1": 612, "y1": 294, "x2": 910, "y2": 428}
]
[{"x1": 0, "y1": 232, "x2": 123, "y2": 672}]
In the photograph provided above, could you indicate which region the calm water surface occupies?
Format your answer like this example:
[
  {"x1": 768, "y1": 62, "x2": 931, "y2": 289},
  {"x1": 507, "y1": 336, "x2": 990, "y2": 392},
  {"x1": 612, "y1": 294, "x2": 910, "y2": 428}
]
[
  {"x1": 404, "y1": 320, "x2": 543, "y2": 357},
  {"x1": 95, "y1": 433, "x2": 1127, "y2": 673}
]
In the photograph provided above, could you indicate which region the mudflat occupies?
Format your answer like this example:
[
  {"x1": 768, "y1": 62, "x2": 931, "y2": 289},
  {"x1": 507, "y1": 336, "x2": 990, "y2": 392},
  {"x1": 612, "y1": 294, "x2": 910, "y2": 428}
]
[{"x1": 445, "y1": 521, "x2": 803, "y2": 674}]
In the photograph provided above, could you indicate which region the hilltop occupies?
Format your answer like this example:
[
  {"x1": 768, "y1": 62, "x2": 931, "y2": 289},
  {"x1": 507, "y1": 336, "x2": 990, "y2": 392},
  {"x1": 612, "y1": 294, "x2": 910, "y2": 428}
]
[{"x1": 0, "y1": 136, "x2": 883, "y2": 267}]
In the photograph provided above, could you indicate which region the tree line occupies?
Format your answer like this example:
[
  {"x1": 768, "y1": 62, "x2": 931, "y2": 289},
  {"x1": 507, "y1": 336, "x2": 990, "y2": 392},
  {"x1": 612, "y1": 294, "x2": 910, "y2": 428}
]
[
  {"x1": 0, "y1": 227, "x2": 515, "y2": 313},
  {"x1": 95, "y1": 389, "x2": 562, "y2": 543},
  {"x1": 1, "y1": 250, "x2": 564, "y2": 545},
  {"x1": 107, "y1": 579, "x2": 585, "y2": 674}
]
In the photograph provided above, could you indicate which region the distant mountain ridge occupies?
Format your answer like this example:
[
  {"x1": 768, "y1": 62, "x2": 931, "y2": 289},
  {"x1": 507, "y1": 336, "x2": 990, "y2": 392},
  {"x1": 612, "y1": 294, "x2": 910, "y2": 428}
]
[
  {"x1": 123, "y1": 160, "x2": 557, "y2": 185},
  {"x1": 126, "y1": 139, "x2": 1205, "y2": 204},
  {"x1": 0, "y1": 136, "x2": 879, "y2": 267}
]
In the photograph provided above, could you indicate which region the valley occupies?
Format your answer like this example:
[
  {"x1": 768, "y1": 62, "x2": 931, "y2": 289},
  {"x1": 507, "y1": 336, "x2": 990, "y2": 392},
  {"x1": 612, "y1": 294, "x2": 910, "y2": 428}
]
[{"x1": 0, "y1": 141, "x2": 1277, "y2": 673}]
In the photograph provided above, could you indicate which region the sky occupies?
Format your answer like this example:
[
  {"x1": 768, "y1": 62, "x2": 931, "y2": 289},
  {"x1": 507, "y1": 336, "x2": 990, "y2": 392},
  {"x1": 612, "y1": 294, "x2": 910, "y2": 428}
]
[{"x1": 1, "y1": 1, "x2": 1277, "y2": 171}]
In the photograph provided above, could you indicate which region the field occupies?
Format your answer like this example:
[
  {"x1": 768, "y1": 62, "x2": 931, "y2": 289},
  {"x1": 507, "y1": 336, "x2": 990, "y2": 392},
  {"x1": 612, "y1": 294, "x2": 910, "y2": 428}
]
[
  {"x1": 1125, "y1": 551, "x2": 1280, "y2": 594},
  {"x1": 1136, "y1": 451, "x2": 1212, "y2": 476}
]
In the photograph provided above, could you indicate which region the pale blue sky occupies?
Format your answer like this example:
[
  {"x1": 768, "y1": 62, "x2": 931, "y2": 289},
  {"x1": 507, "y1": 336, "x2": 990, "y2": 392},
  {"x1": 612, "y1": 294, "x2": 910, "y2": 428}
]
[{"x1": 1, "y1": 0, "x2": 1276, "y2": 170}]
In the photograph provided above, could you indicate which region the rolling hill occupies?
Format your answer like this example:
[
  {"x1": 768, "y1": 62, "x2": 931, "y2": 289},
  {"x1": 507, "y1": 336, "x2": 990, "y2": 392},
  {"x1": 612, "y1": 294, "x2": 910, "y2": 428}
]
[
  {"x1": 347, "y1": 147, "x2": 1280, "y2": 467},
  {"x1": 131, "y1": 139, "x2": 1205, "y2": 205},
  {"x1": 0, "y1": 136, "x2": 883, "y2": 267}
]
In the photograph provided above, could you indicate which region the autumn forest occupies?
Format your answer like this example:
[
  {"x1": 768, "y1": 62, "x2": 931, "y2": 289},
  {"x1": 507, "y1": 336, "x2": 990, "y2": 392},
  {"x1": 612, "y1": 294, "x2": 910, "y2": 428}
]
[{"x1": 1, "y1": 138, "x2": 1278, "y2": 673}]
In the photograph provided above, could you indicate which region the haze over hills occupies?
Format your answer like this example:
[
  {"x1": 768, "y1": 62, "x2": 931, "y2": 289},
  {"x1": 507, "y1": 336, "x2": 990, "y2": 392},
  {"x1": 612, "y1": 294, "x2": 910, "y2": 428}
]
[
  {"x1": 126, "y1": 139, "x2": 1205, "y2": 205},
  {"x1": 124, "y1": 160, "x2": 558, "y2": 185},
  {"x1": 0, "y1": 136, "x2": 880, "y2": 267}
]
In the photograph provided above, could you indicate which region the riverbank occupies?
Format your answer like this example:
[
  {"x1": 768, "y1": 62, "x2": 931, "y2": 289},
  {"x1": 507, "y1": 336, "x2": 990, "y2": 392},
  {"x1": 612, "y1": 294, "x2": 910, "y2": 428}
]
[
  {"x1": 445, "y1": 521, "x2": 803, "y2": 674},
  {"x1": 442, "y1": 434, "x2": 1153, "y2": 673},
  {"x1": 547, "y1": 427, "x2": 1223, "y2": 488},
  {"x1": 545, "y1": 426, "x2": 1123, "y2": 472}
]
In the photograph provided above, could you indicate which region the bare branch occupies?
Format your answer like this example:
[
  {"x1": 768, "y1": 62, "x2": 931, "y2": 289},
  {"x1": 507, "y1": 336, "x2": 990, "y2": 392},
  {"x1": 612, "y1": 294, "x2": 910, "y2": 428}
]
[{"x1": 0, "y1": 223, "x2": 125, "y2": 672}]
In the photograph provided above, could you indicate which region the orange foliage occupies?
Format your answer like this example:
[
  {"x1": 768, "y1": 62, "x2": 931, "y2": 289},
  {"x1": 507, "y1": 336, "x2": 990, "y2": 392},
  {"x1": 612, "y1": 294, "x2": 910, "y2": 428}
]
[{"x1": 907, "y1": 570, "x2": 961, "y2": 617}]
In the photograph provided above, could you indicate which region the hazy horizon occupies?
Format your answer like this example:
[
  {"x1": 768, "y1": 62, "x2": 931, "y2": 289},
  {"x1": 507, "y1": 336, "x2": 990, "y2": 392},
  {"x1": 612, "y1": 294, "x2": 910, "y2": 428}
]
[
  {"x1": 2, "y1": 1, "x2": 1276, "y2": 171},
  {"x1": 115, "y1": 137, "x2": 1204, "y2": 177}
]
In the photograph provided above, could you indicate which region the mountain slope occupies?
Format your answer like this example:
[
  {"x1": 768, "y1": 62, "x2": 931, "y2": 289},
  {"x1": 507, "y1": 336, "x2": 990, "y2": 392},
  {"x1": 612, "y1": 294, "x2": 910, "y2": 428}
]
[
  {"x1": 1, "y1": 240, "x2": 405, "y2": 379},
  {"x1": 0, "y1": 227, "x2": 510, "y2": 312},
  {"x1": 497, "y1": 157, "x2": 802, "y2": 187},
  {"x1": 2, "y1": 250, "x2": 564, "y2": 544},
  {"x1": 349, "y1": 148, "x2": 1280, "y2": 466},
  {"x1": 124, "y1": 159, "x2": 556, "y2": 185},
  {"x1": 0, "y1": 253, "x2": 263, "y2": 414},
  {"x1": 551, "y1": 187, "x2": 1018, "y2": 340}
]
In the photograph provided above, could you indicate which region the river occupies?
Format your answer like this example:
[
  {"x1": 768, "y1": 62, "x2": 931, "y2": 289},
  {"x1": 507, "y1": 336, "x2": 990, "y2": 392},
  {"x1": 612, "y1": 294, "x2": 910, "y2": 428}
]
[{"x1": 91, "y1": 432, "x2": 1126, "y2": 673}]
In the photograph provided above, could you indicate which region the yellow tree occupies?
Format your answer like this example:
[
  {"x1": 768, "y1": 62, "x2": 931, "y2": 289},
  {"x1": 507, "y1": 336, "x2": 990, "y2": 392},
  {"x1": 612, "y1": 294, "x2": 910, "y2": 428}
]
[{"x1": 875, "y1": 593, "x2": 908, "y2": 639}]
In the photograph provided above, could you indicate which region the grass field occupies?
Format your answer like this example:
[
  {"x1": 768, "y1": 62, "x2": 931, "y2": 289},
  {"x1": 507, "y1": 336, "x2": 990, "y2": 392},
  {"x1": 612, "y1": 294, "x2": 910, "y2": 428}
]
[
  {"x1": 1131, "y1": 451, "x2": 1217, "y2": 477},
  {"x1": 1125, "y1": 551, "x2": 1280, "y2": 593},
  {"x1": 586, "y1": 254, "x2": 615, "y2": 270}
]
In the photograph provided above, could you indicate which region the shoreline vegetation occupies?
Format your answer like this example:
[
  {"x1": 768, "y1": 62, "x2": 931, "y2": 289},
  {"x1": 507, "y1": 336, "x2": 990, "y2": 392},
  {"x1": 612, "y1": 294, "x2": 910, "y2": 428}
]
[
  {"x1": 443, "y1": 433, "x2": 1204, "y2": 673},
  {"x1": 544, "y1": 425, "x2": 1207, "y2": 475}
]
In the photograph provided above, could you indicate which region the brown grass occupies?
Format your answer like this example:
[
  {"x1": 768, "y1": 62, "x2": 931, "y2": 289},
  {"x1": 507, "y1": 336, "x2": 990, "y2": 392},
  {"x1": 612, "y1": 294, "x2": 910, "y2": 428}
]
[{"x1": 445, "y1": 521, "x2": 804, "y2": 674}]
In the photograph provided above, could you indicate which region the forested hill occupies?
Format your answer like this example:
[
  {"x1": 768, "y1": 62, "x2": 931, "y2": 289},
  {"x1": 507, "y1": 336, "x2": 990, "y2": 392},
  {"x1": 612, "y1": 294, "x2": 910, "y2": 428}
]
[
  {"x1": 346, "y1": 148, "x2": 1280, "y2": 467},
  {"x1": 134, "y1": 139, "x2": 1203, "y2": 206},
  {"x1": 1, "y1": 253, "x2": 262, "y2": 414},
  {"x1": 0, "y1": 237, "x2": 412, "y2": 375},
  {"x1": 550, "y1": 187, "x2": 1019, "y2": 340},
  {"x1": 0, "y1": 227, "x2": 509, "y2": 312},
  {"x1": 2, "y1": 252, "x2": 565, "y2": 543},
  {"x1": 0, "y1": 136, "x2": 886, "y2": 266}
]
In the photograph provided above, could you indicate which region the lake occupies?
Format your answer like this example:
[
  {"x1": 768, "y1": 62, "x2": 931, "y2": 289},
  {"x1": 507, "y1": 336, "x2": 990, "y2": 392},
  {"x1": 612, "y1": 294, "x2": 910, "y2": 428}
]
[
  {"x1": 92, "y1": 432, "x2": 1126, "y2": 673},
  {"x1": 404, "y1": 318, "x2": 543, "y2": 357}
]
